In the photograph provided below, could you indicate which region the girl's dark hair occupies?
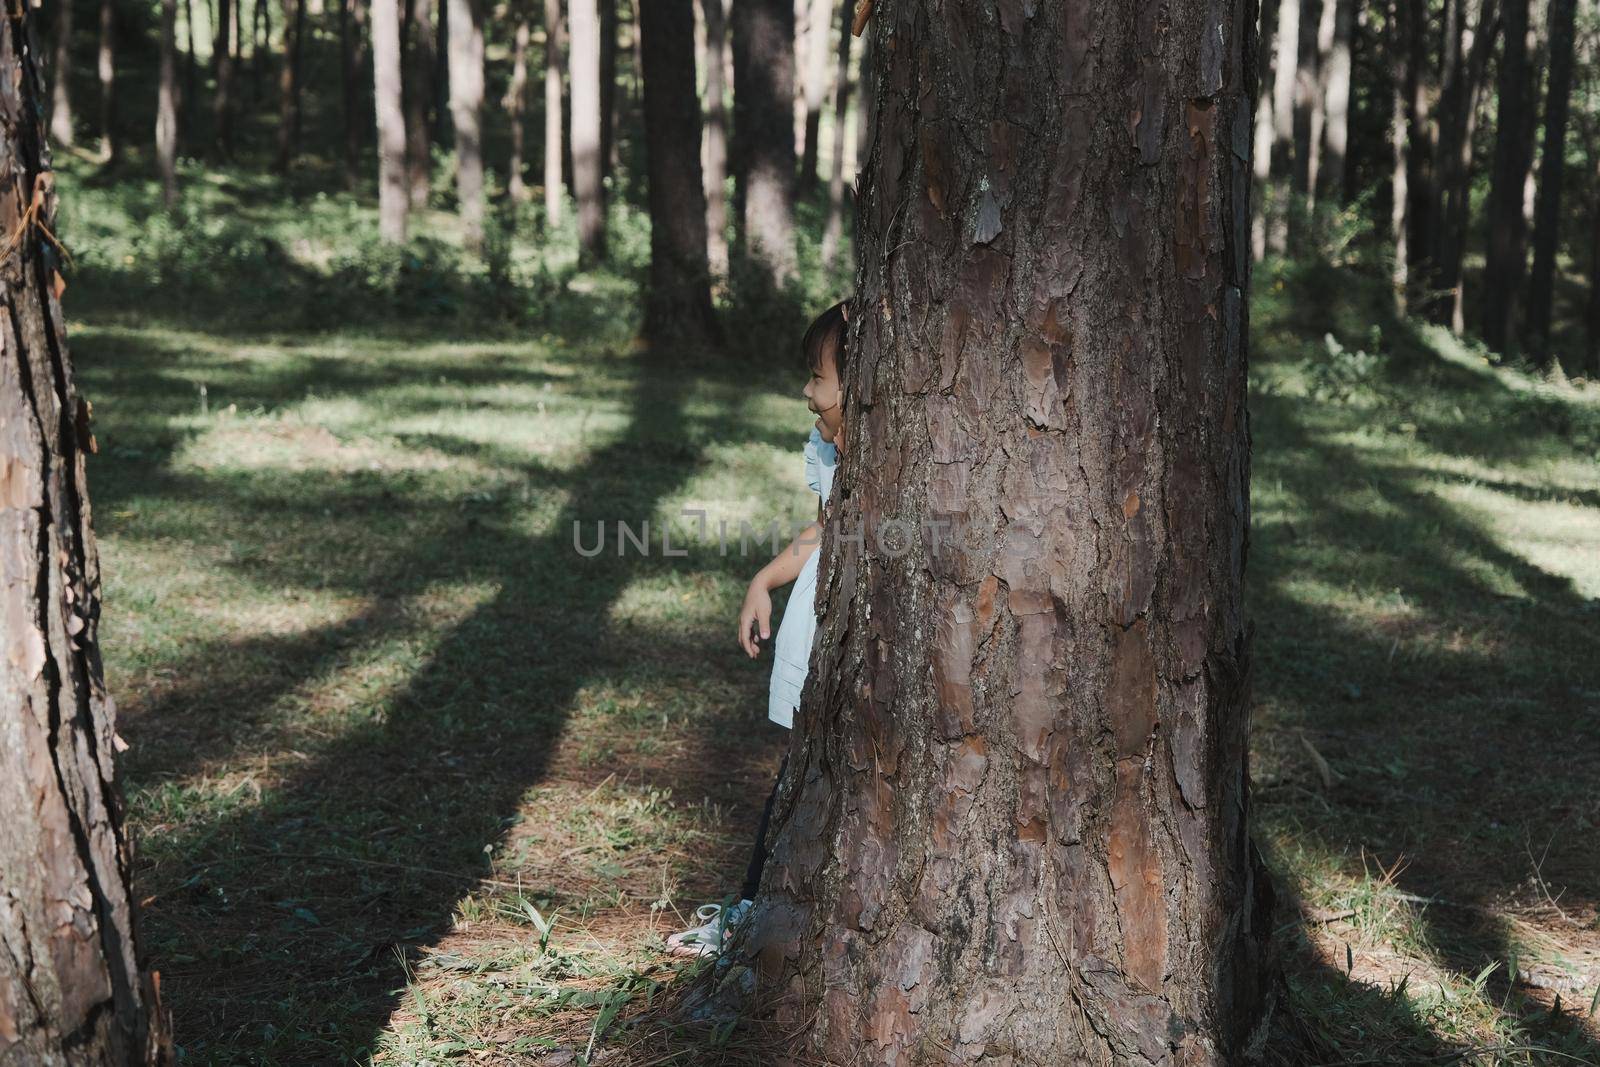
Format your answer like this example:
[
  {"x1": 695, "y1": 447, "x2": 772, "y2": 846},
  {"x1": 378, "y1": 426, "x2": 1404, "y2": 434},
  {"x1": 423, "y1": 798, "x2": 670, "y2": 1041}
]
[{"x1": 802, "y1": 300, "x2": 851, "y2": 379}]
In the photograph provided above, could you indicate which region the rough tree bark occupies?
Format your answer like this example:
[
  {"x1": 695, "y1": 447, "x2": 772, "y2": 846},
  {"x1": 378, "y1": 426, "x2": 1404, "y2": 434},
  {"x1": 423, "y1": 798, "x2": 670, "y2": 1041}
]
[
  {"x1": 1482, "y1": 0, "x2": 1535, "y2": 355},
  {"x1": 569, "y1": 0, "x2": 607, "y2": 261},
  {"x1": 700, "y1": 0, "x2": 729, "y2": 276},
  {"x1": 507, "y1": 11, "x2": 532, "y2": 201},
  {"x1": 819, "y1": 0, "x2": 852, "y2": 270},
  {"x1": 1526, "y1": 0, "x2": 1579, "y2": 363},
  {"x1": 0, "y1": 9, "x2": 170, "y2": 1060},
  {"x1": 744, "y1": 0, "x2": 1274, "y2": 1061},
  {"x1": 158, "y1": 0, "x2": 180, "y2": 205},
  {"x1": 544, "y1": 0, "x2": 565, "y2": 224},
  {"x1": 447, "y1": 0, "x2": 486, "y2": 253},
  {"x1": 374, "y1": 0, "x2": 409, "y2": 241},
  {"x1": 731, "y1": 0, "x2": 797, "y2": 288},
  {"x1": 97, "y1": 0, "x2": 116, "y2": 164},
  {"x1": 404, "y1": 0, "x2": 435, "y2": 207},
  {"x1": 51, "y1": 0, "x2": 75, "y2": 149},
  {"x1": 639, "y1": 0, "x2": 716, "y2": 344}
]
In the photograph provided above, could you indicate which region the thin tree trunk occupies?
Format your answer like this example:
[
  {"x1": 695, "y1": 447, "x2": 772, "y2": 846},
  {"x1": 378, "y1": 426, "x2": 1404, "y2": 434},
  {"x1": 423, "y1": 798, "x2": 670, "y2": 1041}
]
[
  {"x1": 341, "y1": 0, "x2": 369, "y2": 187},
  {"x1": 746, "y1": 0, "x2": 1272, "y2": 1057},
  {"x1": 1527, "y1": 0, "x2": 1579, "y2": 363},
  {"x1": 1306, "y1": 0, "x2": 1336, "y2": 207},
  {"x1": 731, "y1": 0, "x2": 797, "y2": 289},
  {"x1": 183, "y1": 0, "x2": 197, "y2": 140},
  {"x1": 1319, "y1": 0, "x2": 1354, "y2": 204},
  {"x1": 96, "y1": 0, "x2": 114, "y2": 162},
  {"x1": 374, "y1": 0, "x2": 409, "y2": 240},
  {"x1": 1266, "y1": 0, "x2": 1300, "y2": 254},
  {"x1": 1251, "y1": 0, "x2": 1279, "y2": 261},
  {"x1": 700, "y1": 0, "x2": 728, "y2": 276},
  {"x1": 1404, "y1": 0, "x2": 1435, "y2": 300},
  {"x1": 1437, "y1": 0, "x2": 1497, "y2": 331},
  {"x1": 1483, "y1": 0, "x2": 1535, "y2": 355},
  {"x1": 275, "y1": 0, "x2": 305, "y2": 173},
  {"x1": 1290, "y1": 0, "x2": 1319, "y2": 203},
  {"x1": 569, "y1": 0, "x2": 606, "y2": 261},
  {"x1": 598, "y1": 0, "x2": 616, "y2": 181},
  {"x1": 639, "y1": 0, "x2": 716, "y2": 344},
  {"x1": 796, "y1": 0, "x2": 832, "y2": 196},
  {"x1": 544, "y1": 0, "x2": 565, "y2": 223},
  {"x1": 51, "y1": 0, "x2": 75, "y2": 148},
  {"x1": 404, "y1": 0, "x2": 435, "y2": 207},
  {"x1": 213, "y1": 0, "x2": 235, "y2": 156},
  {"x1": 447, "y1": 0, "x2": 485, "y2": 253},
  {"x1": 506, "y1": 13, "x2": 531, "y2": 200},
  {"x1": 1389, "y1": 0, "x2": 1416, "y2": 310},
  {"x1": 158, "y1": 0, "x2": 180, "y2": 204},
  {"x1": 819, "y1": 0, "x2": 850, "y2": 269},
  {"x1": 0, "y1": 8, "x2": 171, "y2": 1060}
]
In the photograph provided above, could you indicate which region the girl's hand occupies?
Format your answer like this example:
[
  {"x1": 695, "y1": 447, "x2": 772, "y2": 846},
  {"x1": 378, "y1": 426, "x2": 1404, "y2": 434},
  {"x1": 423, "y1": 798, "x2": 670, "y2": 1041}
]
[{"x1": 738, "y1": 579, "x2": 773, "y2": 658}]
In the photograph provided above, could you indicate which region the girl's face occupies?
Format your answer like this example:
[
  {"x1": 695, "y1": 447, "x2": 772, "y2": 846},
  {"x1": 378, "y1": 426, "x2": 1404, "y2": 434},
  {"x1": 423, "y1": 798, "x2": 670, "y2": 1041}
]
[{"x1": 804, "y1": 343, "x2": 844, "y2": 448}]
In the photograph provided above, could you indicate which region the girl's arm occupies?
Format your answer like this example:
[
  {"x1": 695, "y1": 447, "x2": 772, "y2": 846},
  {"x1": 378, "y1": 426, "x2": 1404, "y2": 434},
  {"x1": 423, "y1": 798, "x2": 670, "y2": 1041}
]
[{"x1": 737, "y1": 505, "x2": 825, "y2": 658}]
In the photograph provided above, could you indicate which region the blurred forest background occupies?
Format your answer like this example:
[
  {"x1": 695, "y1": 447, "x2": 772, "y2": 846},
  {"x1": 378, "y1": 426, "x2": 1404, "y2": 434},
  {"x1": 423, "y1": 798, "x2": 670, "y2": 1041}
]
[{"x1": 33, "y1": 0, "x2": 1600, "y2": 1060}]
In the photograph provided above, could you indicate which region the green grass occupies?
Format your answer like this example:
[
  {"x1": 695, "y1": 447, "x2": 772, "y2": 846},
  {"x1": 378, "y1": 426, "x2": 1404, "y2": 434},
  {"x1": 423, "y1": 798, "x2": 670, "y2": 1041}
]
[{"x1": 53, "y1": 153, "x2": 1600, "y2": 1064}]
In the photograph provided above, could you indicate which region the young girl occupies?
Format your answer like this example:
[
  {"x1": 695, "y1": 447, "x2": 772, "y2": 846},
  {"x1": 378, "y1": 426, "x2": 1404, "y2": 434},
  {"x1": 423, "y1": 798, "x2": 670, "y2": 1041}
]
[{"x1": 666, "y1": 301, "x2": 849, "y2": 956}]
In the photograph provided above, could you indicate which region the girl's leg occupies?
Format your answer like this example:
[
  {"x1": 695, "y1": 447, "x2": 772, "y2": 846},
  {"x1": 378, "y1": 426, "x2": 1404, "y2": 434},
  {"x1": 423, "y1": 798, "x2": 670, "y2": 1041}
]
[{"x1": 739, "y1": 754, "x2": 788, "y2": 901}]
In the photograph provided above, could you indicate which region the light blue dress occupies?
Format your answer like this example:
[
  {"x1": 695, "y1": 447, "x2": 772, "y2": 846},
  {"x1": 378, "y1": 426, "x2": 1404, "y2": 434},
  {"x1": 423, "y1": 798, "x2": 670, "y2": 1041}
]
[{"x1": 767, "y1": 427, "x2": 837, "y2": 729}]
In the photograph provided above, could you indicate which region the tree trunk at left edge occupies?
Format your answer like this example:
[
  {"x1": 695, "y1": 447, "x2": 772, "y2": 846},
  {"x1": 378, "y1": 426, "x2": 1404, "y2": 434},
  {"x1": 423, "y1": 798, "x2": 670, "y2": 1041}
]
[
  {"x1": 0, "y1": 9, "x2": 171, "y2": 1060},
  {"x1": 745, "y1": 0, "x2": 1274, "y2": 1061}
]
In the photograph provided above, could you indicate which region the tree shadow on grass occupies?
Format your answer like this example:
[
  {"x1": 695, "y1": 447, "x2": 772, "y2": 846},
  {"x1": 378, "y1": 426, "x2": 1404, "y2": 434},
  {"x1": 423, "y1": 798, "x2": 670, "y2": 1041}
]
[
  {"x1": 115, "y1": 347, "x2": 735, "y2": 1062},
  {"x1": 1249, "y1": 373, "x2": 1600, "y2": 1061}
]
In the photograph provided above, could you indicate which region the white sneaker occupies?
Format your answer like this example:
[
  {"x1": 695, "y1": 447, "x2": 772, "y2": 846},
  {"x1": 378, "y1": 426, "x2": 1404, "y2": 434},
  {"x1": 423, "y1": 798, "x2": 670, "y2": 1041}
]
[{"x1": 664, "y1": 898, "x2": 753, "y2": 957}]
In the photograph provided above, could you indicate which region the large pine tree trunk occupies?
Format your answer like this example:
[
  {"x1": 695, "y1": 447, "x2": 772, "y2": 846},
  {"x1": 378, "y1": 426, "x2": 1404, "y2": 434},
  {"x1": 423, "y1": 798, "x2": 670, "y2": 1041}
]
[
  {"x1": 158, "y1": 0, "x2": 180, "y2": 205},
  {"x1": 730, "y1": 0, "x2": 797, "y2": 290},
  {"x1": 51, "y1": 0, "x2": 75, "y2": 148},
  {"x1": 1526, "y1": 0, "x2": 1579, "y2": 363},
  {"x1": 700, "y1": 0, "x2": 728, "y2": 276},
  {"x1": 544, "y1": 0, "x2": 565, "y2": 224},
  {"x1": 447, "y1": 0, "x2": 486, "y2": 253},
  {"x1": 373, "y1": 0, "x2": 409, "y2": 240},
  {"x1": 0, "y1": 11, "x2": 169, "y2": 1059},
  {"x1": 819, "y1": 0, "x2": 851, "y2": 270},
  {"x1": 639, "y1": 0, "x2": 716, "y2": 344},
  {"x1": 569, "y1": 0, "x2": 606, "y2": 262},
  {"x1": 745, "y1": 0, "x2": 1274, "y2": 1060},
  {"x1": 1482, "y1": 0, "x2": 1535, "y2": 355}
]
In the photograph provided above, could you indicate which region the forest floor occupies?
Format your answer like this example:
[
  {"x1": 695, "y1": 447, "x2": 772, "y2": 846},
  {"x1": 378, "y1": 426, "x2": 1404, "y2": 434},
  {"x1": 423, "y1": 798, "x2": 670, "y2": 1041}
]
[{"x1": 62, "y1": 163, "x2": 1600, "y2": 1065}]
